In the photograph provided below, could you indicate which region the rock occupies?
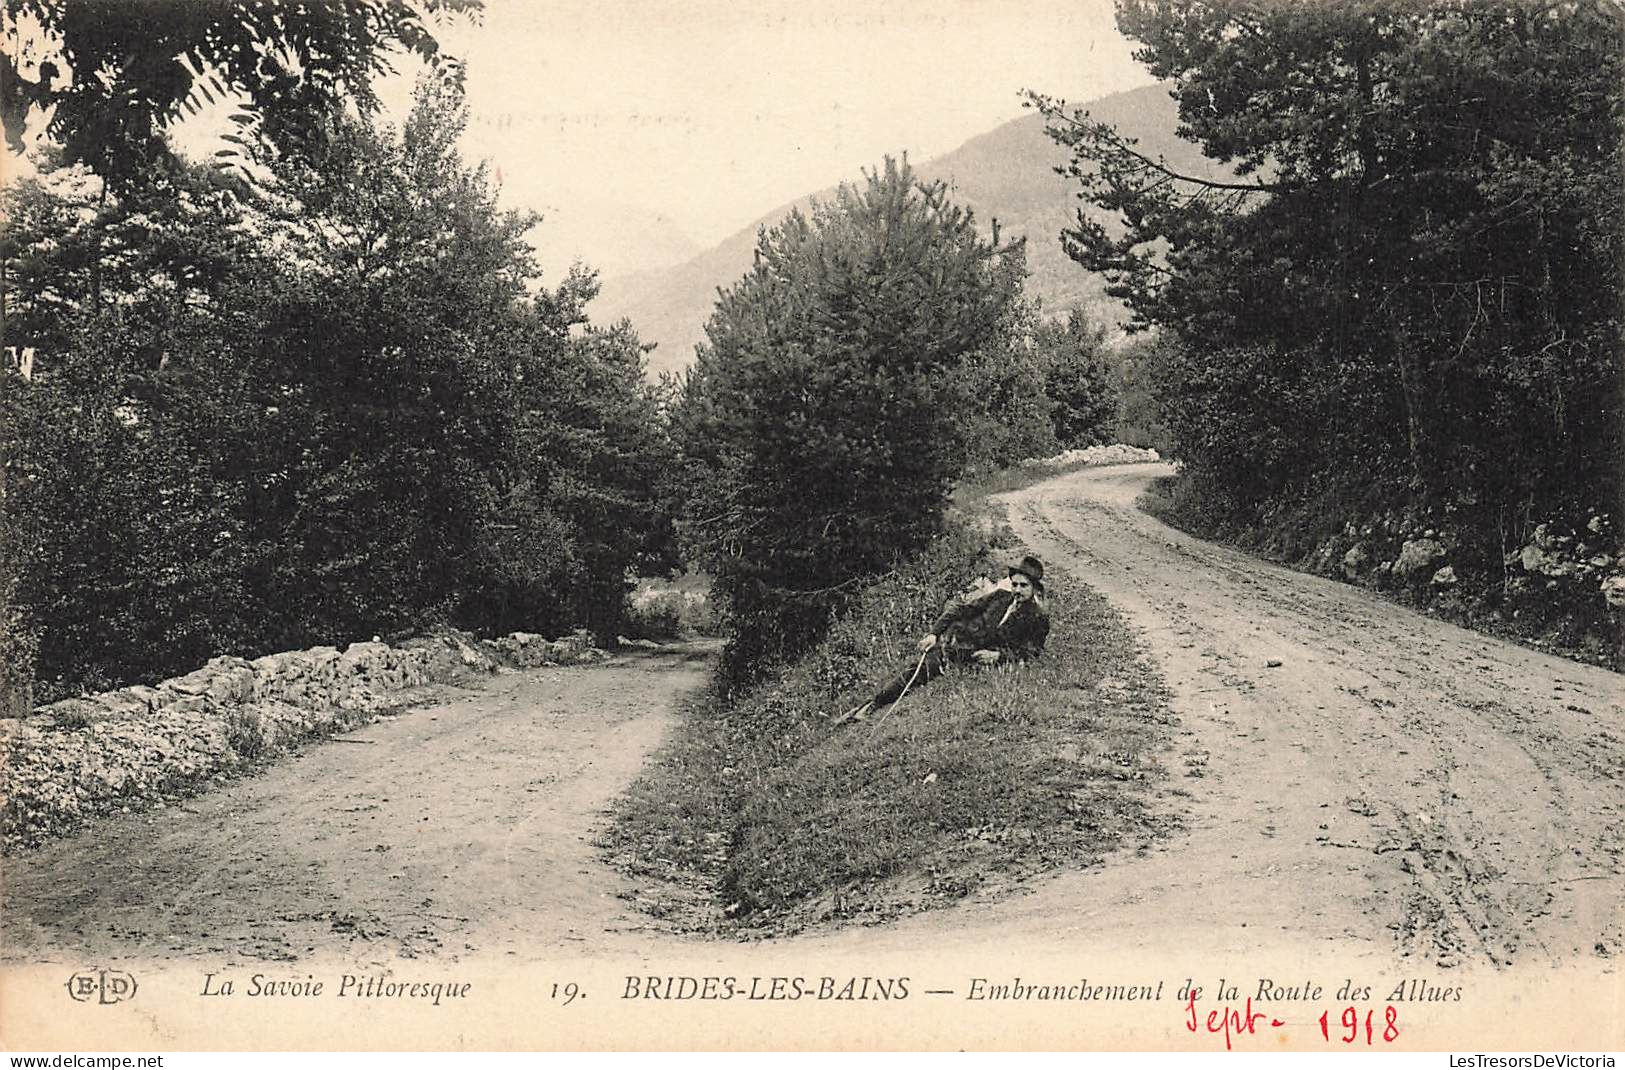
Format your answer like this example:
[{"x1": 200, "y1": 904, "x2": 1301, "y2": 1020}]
[
  {"x1": 339, "y1": 641, "x2": 392, "y2": 671},
  {"x1": 1341, "y1": 543, "x2": 1370, "y2": 580},
  {"x1": 1521, "y1": 542, "x2": 1568, "y2": 577},
  {"x1": 1603, "y1": 575, "x2": 1625, "y2": 609},
  {"x1": 206, "y1": 666, "x2": 256, "y2": 704},
  {"x1": 95, "y1": 695, "x2": 150, "y2": 719},
  {"x1": 1431, "y1": 565, "x2": 1458, "y2": 586},
  {"x1": 506, "y1": 642, "x2": 554, "y2": 668},
  {"x1": 251, "y1": 651, "x2": 303, "y2": 679},
  {"x1": 452, "y1": 637, "x2": 488, "y2": 667},
  {"x1": 1027, "y1": 443, "x2": 1162, "y2": 470},
  {"x1": 165, "y1": 668, "x2": 217, "y2": 697},
  {"x1": 1394, "y1": 538, "x2": 1444, "y2": 580},
  {"x1": 338, "y1": 685, "x2": 385, "y2": 711},
  {"x1": 395, "y1": 638, "x2": 460, "y2": 677}
]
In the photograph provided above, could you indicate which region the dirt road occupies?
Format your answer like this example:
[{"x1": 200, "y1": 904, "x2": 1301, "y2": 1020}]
[
  {"x1": 2, "y1": 645, "x2": 716, "y2": 967},
  {"x1": 856, "y1": 462, "x2": 1621, "y2": 969}
]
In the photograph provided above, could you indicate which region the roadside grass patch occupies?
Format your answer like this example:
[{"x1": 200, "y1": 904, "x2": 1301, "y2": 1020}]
[{"x1": 606, "y1": 523, "x2": 1180, "y2": 935}]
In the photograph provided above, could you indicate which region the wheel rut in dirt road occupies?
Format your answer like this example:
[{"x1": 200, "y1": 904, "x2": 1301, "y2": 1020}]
[
  {"x1": 2, "y1": 645, "x2": 717, "y2": 966},
  {"x1": 980, "y1": 462, "x2": 1623, "y2": 968}
]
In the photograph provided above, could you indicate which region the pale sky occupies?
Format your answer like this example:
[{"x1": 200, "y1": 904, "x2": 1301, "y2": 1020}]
[
  {"x1": 402, "y1": 0, "x2": 1154, "y2": 278},
  {"x1": 8, "y1": 0, "x2": 1154, "y2": 281}
]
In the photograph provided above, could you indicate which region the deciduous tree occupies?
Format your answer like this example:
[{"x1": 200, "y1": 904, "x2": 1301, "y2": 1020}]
[{"x1": 2, "y1": 0, "x2": 480, "y2": 185}]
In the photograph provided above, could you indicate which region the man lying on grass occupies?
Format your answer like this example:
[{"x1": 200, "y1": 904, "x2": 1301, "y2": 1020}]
[{"x1": 835, "y1": 554, "x2": 1051, "y2": 724}]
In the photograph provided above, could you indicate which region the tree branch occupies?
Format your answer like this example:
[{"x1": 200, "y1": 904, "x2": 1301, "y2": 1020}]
[{"x1": 1043, "y1": 109, "x2": 1289, "y2": 194}]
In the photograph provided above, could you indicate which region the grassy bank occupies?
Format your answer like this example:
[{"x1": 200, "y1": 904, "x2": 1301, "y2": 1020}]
[{"x1": 605, "y1": 521, "x2": 1179, "y2": 935}]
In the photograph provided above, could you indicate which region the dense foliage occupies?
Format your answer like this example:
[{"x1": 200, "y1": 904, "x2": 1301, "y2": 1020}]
[
  {"x1": 671, "y1": 159, "x2": 1062, "y2": 683},
  {"x1": 1036, "y1": 0, "x2": 1624, "y2": 658},
  {"x1": 2, "y1": 88, "x2": 671, "y2": 701},
  {"x1": 1107, "y1": 332, "x2": 1177, "y2": 454},
  {"x1": 2, "y1": 0, "x2": 479, "y2": 186},
  {"x1": 1036, "y1": 309, "x2": 1118, "y2": 449}
]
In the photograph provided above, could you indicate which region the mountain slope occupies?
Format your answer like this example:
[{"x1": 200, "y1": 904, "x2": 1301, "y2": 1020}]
[
  {"x1": 533, "y1": 206, "x2": 703, "y2": 282},
  {"x1": 592, "y1": 82, "x2": 1221, "y2": 379}
]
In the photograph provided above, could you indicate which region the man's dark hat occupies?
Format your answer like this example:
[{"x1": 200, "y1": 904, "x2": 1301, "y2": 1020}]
[{"x1": 1008, "y1": 554, "x2": 1044, "y2": 591}]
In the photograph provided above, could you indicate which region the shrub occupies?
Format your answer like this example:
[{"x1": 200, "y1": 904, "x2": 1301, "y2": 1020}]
[
  {"x1": 224, "y1": 708, "x2": 268, "y2": 761},
  {"x1": 621, "y1": 590, "x2": 689, "y2": 640}
]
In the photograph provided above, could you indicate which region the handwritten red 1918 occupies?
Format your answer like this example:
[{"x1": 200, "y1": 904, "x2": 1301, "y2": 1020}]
[
  {"x1": 1320, "y1": 1004, "x2": 1401, "y2": 1045},
  {"x1": 1184, "y1": 994, "x2": 1401, "y2": 1049}
]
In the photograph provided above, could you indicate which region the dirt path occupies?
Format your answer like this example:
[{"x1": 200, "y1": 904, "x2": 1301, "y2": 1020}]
[
  {"x1": 2, "y1": 645, "x2": 716, "y2": 967},
  {"x1": 836, "y1": 463, "x2": 1624, "y2": 969}
]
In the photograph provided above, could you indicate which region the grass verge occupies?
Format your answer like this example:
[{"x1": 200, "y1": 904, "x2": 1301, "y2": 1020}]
[{"x1": 604, "y1": 521, "x2": 1180, "y2": 936}]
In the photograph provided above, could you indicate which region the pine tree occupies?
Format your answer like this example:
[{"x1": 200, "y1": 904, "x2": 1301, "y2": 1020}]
[{"x1": 674, "y1": 158, "x2": 1027, "y2": 682}]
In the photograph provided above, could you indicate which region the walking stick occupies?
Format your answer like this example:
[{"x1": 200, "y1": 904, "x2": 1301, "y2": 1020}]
[{"x1": 865, "y1": 647, "x2": 930, "y2": 738}]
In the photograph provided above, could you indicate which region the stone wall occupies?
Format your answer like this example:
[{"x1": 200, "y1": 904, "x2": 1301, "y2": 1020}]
[
  {"x1": 1018, "y1": 443, "x2": 1162, "y2": 470},
  {"x1": 0, "y1": 628, "x2": 605, "y2": 853}
]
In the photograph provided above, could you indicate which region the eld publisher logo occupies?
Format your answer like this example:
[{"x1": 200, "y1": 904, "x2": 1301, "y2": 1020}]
[{"x1": 66, "y1": 968, "x2": 138, "y2": 1005}]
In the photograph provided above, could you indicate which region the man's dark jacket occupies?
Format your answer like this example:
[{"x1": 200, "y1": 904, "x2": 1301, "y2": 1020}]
[{"x1": 933, "y1": 587, "x2": 1050, "y2": 661}]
